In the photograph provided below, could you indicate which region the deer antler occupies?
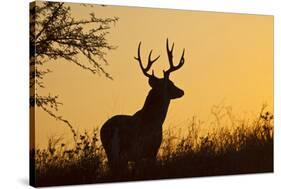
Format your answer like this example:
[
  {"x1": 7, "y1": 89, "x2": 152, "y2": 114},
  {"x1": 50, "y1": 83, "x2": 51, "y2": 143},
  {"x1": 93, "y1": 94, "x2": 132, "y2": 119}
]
[
  {"x1": 164, "y1": 38, "x2": 185, "y2": 78},
  {"x1": 134, "y1": 42, "x2": 160, "y2": 78}
]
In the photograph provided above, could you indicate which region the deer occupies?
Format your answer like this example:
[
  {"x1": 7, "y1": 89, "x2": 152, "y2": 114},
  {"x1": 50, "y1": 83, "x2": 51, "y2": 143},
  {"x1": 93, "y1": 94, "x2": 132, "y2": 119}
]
[{"x1": 100, "y1": 39, "x2": 186, "y2": 172}]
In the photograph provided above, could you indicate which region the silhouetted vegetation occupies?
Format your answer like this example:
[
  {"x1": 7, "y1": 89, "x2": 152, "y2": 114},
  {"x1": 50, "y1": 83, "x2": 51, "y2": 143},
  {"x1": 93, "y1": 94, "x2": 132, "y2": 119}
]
[
  {"x1": 30, "y1": 1, "x2": 118, "y2": 137},
  {"x1": 32, "y1": 108, "x2": 273, "y2": 187}
]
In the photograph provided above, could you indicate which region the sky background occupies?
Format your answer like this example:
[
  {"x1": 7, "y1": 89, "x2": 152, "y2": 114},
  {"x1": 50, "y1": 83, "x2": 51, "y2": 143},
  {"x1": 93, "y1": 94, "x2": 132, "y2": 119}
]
[{"x1": 34, "y1": 2, "x2": 273, "y2": 148}]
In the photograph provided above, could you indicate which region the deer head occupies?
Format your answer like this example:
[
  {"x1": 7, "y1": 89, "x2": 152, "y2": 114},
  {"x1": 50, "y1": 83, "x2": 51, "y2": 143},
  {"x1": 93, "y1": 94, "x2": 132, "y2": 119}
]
[{"x1": 134, "y1": 38, "x2": 185, "y2": 100}]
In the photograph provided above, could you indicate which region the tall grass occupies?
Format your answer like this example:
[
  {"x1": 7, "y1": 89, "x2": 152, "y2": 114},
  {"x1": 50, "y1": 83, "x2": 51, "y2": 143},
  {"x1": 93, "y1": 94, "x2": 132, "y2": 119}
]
[{"x1": 32, "y1": 108, "x2": 273, "y2": 187}]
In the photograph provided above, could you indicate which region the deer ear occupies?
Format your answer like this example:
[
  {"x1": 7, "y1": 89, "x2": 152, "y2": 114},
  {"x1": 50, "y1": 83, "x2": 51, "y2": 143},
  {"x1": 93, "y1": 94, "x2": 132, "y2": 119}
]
[{"x1": 149, "y1": 77, "x2": 158, "y2": 88}]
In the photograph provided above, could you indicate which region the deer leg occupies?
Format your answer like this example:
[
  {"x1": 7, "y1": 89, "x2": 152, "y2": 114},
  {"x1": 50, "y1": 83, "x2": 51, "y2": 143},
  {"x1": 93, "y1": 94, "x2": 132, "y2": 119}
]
[
  {"x1": 108, "y1": 155, "x2": 128, "y2": 178},
  {"x1": 147, "y1": 155, "x2": 157, "y2": 168}
]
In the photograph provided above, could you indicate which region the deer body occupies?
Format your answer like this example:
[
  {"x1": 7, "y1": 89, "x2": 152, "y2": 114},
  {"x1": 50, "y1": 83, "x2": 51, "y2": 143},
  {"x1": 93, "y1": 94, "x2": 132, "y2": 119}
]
[{"x1": 100, "y1": 39, "x2": 185, "y2": 171}]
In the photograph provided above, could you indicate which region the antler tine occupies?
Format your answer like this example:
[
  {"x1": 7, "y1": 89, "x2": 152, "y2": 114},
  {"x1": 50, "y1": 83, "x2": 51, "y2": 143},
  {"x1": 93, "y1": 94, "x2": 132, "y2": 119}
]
[
  {"x1": 165, "y1": 38, "x2": 185, "y2": 77},
  {"x1": 134, "y1": 41, "x2": 160, "y2": 78},
  {"x1": 179, "y1": 48, "x2": 185, "y2": 66},
  {"x1": 166, "y1": 38, "x2": 174, "y2": 52},
  {"x1": 134, "y1": 42, "x2": 142, "y2": 64},
  {"x1": 148, "y1": 50, "x2": 160, "y2": 68},
  {"x1": 166, "y1": 38, "x2": 174, "y2": 68}
]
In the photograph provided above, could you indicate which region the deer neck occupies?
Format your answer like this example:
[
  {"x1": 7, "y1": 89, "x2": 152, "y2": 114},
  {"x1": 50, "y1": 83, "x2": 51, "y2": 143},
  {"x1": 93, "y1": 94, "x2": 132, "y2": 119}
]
[{"x1": 135, "y1": 89, "x2": 170, "y2": 126}]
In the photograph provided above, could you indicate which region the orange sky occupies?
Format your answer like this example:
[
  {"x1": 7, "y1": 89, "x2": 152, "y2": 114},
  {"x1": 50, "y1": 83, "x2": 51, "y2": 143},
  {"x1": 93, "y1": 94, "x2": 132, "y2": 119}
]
[{"x1": 34, "y1": 2, "x2": 273, "y2": 148}]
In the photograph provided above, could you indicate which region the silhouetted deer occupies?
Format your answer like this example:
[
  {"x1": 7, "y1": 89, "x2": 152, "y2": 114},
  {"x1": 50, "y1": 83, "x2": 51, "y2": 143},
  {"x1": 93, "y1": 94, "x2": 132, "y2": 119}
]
[{"x1": 100, "y1": 39, "x2": 185, "y2": 172}]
